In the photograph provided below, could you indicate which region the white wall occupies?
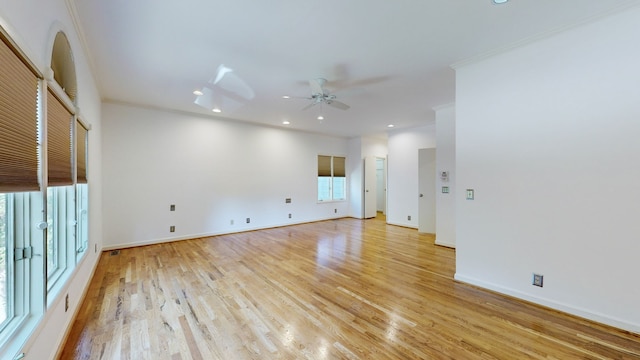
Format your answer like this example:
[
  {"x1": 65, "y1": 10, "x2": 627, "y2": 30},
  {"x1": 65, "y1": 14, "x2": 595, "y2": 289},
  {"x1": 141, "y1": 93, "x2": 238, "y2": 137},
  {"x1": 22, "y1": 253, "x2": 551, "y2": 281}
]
[
  {"x1": 361, "y1": 136, "x2": 388, "y2": 158},
  {"x1": 435, "y1": 104, "x2": 455, "y2": 247},
  {"x1": 454, "y1": 6, "x2": 640, "y2": 333},
  {"x1": 0, "y1": 1, "x2": 104, "y2": 359},
  {"x1": 347, "y1": 137, "x2": 363, "y2": 218},
  {"x1": 102, "y1": 103, "x2": 349, "y2": 248},
  {"x1": 387, "y1": 125, "x2": 436, "y2": 228}
]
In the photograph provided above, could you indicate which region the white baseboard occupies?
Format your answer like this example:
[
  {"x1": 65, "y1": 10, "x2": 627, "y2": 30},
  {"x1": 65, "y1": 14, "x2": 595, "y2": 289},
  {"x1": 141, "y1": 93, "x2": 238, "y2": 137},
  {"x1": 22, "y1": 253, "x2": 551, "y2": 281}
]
[
  {"x1": 103, "y1": 216, "x2": 346, "y2": 251},
  {"x1": 386, "y1": 221, "x2": 418, "y2": 229},
  {"x1": 454, "y1": 273, "x2": 640, "y2": 335},
  {"x1": 435, "y1": 239, "x2": 456, "y2": 248}
]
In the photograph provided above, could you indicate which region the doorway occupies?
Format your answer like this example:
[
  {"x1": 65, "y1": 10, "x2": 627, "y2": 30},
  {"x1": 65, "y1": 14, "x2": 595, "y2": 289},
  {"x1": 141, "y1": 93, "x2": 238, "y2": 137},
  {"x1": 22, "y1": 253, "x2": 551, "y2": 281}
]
[
  {"x1": 376, "y1": 157, "x2": 386, "y2": 215},
  {"x1": 363, "y1": 156, "x2": 387, "y2": 219},
  {"x1": 418, "y1": 148, "x2": 436, "y2": 233}
]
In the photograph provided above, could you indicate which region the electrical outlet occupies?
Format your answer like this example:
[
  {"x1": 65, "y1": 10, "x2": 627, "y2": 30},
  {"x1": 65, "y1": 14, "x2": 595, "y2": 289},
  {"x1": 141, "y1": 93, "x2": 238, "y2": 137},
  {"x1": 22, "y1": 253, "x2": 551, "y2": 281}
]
[
  {"x1": 170, "y1": 226, "x2": 175, "y2": 232},
  {"x1": 532, "y1": 273, "x2": 544, "y2": 287},
  {"x1": 288, "y1": 213, "x2": 292, "y2": 219},
  {"x1": 230, "y1": 220, "x2": 234, "y2": 225},
  {"x1": 334, "y1": 209, "x2": 337, "y2": 214},
  {"x1": 407, "y1": 215, "x2": 411, "y2": 221},
  {"x1": 65, "y1": 293, "x2": 69, "y2": 312},
  {"x1": 285, "y1": 198, "x2": 291, "y2": 204},
  {"x1": 94, "y1": 243, "x2": 97, "y2": 253},
  {"x1": 170, "y1": 204, "x2": 175, "y2": 211},
  {"x1": 246, "y1": 218, "x2": 250, "y2": 224}
]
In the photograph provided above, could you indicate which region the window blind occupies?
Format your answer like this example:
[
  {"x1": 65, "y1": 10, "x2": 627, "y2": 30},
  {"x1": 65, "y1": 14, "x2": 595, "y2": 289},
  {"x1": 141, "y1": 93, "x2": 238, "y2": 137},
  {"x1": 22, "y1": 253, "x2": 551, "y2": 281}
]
[
  {"x1": 333, "y1": 156, "x2": 346, "y2": 177},
  {"x1": 0, "y1": 33, "x2": 40, "y2": 192},
  {"x1": 47, "y1": 88, "x2": 73, "y2": 186},
  {"x1": 76, "y1": 120, "x2": 88, "y2": 184},
  {"x1": 318, "y1": 155, "x2": 332, "y2": 177}
]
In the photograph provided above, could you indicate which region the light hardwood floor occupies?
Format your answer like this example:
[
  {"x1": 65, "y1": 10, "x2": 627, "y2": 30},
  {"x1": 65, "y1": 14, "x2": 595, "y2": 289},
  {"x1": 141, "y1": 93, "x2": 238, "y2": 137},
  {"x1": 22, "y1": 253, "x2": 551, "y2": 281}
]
[{"x1": 60, "y1": 216, "x2": 640, "y2": 359}]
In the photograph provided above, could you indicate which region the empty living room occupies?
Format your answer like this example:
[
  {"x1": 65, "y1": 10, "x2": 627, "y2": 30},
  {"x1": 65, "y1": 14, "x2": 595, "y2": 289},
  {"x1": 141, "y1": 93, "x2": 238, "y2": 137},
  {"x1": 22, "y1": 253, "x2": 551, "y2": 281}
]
[{"x1": 1, "y1": 0, "x2": 639, "y2": 359}]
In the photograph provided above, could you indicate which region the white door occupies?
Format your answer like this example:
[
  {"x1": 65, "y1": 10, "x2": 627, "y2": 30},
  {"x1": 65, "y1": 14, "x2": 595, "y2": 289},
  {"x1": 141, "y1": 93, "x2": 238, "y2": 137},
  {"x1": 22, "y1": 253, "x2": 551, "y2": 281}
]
[
  {"x1": 363, "y1": 156, "x2": 377, "y2": 218},
  {"x1": 418, "y1": 148, "x2": 436, "y2": 233},
  {"x1": 376, "y1": 158, "x2": 386, "y2": 214}
]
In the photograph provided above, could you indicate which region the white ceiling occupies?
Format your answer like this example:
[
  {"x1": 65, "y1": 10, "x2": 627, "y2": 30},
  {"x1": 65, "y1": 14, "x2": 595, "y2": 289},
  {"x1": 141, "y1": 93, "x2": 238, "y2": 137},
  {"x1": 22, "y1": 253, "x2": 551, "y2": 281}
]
[{"x1": 70, "y1": 0, "x2": 640, "y2": 138}]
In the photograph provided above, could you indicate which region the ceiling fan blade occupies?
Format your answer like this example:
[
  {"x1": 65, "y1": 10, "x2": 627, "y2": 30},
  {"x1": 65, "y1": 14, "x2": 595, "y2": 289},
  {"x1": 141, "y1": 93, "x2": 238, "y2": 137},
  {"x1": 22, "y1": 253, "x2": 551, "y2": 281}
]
[
  {"x1": 326, "y1": 100, "x2": 350, "y2": 110},
  {"x1": 331, "y1": 87, "x2": 365, "y2": 98},
  {"x1": 285, "y1": 95, "x2": 311, "y2": 99},
  {"x1": 309, "y1": 78, "x2": 325, "y2": 96},
  {"x1": 301, "y1": 102, "x2": 317, "y2": 111}
]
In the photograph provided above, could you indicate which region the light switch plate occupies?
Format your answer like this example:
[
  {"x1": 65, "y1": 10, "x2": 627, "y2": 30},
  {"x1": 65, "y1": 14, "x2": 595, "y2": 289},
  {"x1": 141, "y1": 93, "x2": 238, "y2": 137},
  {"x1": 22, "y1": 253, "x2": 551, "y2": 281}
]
[{"x1": 466, "y1": 189, "x2": 474, "y2": 200}]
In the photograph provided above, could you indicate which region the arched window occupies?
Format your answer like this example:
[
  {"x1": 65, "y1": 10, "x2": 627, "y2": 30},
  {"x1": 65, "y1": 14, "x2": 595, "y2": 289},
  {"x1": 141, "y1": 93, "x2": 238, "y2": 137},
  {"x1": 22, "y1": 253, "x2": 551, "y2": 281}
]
[
  {"x1": 46, "y1": 30, "x2": 89, "y2": 292},
  {"x1": 0, "y1": 24, "x2": 89, "y2": 356},
  {"x1": 50, "y1": 31, "x2": 77, "y2": 102}
]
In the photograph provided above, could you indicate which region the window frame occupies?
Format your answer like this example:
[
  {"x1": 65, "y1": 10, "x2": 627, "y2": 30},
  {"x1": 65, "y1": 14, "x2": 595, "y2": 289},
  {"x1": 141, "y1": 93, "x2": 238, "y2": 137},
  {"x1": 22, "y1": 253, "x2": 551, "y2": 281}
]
[
  {"x1": 0, "y1": 192, "x2": 45, "y2": 348},
  {"x1": 0, "y1": 193, "x2": 13, "y2": 332},
  {"x1": 317, "y1": 155, "x2": 347, "y2": 203},
  {"x1": 46, "y1": 186, "x2": 76, "y2": 291},
  {"x1": 0, "y1": 25, "x2": 92, "y2": 354},
  {"x1": 75, "y1": 184, "x2": 89, "y2": 260}
]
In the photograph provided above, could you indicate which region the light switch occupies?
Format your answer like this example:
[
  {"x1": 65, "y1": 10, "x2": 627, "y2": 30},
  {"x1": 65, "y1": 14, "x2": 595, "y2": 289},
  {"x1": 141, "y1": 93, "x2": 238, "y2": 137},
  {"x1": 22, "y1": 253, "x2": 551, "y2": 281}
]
[{"x1": 466, "y1": 189, "x2": 474, "y2": 200}]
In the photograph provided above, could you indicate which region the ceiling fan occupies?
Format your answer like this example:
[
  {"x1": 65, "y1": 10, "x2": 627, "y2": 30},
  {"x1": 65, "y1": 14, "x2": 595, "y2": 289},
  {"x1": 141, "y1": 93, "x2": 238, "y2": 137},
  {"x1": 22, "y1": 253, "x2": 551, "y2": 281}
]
[{"x1": 291, "y1": 78, "x2": 351, "y2": 111}]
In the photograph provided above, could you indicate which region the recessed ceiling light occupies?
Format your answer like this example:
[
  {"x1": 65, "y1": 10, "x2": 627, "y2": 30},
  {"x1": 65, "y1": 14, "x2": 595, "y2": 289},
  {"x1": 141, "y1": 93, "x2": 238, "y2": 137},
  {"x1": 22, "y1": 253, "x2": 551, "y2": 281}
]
[
  {"x1": 387, "y1": 124, "x2": 395, "y2": 128},
  {"x1": 493, "y1": 0, "x2": 508, "y2": 4},
  {"x1": 193, "y1": 90, "x2": 203, "y2": 96},
  {"x1": 282, "y1": 120, "x2": 290, "y2": 125},
  {"x1": 317, "y1": 115, "x2": 324, "y2": 120},
  {"x1": 282, "y1": 95, "x2": 290, "y2": 99},
  {"x1": 212, "y1": 108, "x2": 221, "y2": 113}
]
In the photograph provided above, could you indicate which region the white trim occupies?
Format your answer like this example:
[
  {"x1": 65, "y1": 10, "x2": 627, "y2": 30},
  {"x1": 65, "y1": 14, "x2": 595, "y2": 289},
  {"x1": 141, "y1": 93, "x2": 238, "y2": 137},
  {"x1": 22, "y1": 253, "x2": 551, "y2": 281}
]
[
  {"x1": 385, "y1": 221, "x2": 418, "y2": 230},
  {"x1": 46, "y1": 80, "x2": 76, "y2": 115},
  {"x1": 454, "y1": 273, "x2": 640, "y2": 335},
  {"x1": 434, "y1": 239, "x2": 455, "y2": 249},
  {"x1": 18, "y1": 249, "x2": 101, "y2": 360},
  {"x1": 64, "y1": 0, "x2": 101, "y2": 93},
  {"x1": 432, "y1": 103, "x2": 455, "y2": 112},
  {"x1": 75, "y1": 117, "x2": 90, "y2": 131},
  {"x1": 103, "y1": 217, "x2": 348, "y2": 251}
]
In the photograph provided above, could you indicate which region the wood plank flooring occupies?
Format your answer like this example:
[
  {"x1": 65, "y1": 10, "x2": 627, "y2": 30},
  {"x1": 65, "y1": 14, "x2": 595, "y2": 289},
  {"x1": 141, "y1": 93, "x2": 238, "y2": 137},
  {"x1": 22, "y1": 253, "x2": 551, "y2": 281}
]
[{"x1": 59, "y1": 217, "x2": 640, "y2": 359}]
